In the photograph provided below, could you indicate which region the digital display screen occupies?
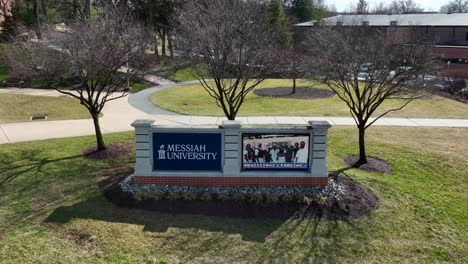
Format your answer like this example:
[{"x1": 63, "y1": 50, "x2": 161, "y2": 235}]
[{"x1": 242, "y1": 133, "x2": 310, "y2": 171}]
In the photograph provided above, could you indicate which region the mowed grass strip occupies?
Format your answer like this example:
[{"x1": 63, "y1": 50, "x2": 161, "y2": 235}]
[
  {"x1": 0, "y1": 94, "x2": 92, "y2": 123},
  {"x1": 0, "y1": 127, "x2": 466, "y2": 263},
  {"x1": 150, "y1": 79, "x2": 468, "y2": 118}
]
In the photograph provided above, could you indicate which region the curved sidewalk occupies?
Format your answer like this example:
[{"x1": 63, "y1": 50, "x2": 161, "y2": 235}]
[{"x1": 1, "y1": 83, "x2": 468, "y2": 144}]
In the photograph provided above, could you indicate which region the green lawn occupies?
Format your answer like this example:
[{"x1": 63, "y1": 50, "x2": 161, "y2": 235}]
[
  {"x1": 152, "y1": 59, "x2": 205, "y2": 83},
  {"x1": 0, "y1": 127, "x2": 466, "y2": 263},
  {"x1": 151, "y1": 79, "x2": 468, "y2": 118},
  {"x1": 169, "y1": 66, "x2": 198, "y2": 82},
  {"x1": 130, "y1": 81, "x2": 153, "y2": 93},
  {"x1": 0, "y1": 94, "x2": 93, "y2": 123}
]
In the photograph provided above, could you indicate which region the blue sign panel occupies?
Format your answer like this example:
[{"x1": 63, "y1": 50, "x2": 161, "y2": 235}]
[{"x1": 153, "y1": 133, "x2": 222, "y2": 171}]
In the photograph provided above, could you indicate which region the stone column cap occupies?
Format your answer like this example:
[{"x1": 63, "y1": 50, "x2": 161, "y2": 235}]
[
  {"x1": 131, "y1": 119, "x2": 155, "y2": 128},
  {"x1": 221, "y1": 120, "x2": 242, "y2": 129},
  {"x1": 308, "y1": 120, "x2": 332, "y2": 129}
]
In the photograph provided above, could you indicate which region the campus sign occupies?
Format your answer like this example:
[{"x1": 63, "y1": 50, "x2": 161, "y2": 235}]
[
  {"x1": 131, "y1": 119, "x2": 332, "y2": 187},
  {"x1": 153, "y1": 133, "x2": 222, "y2": 171}
]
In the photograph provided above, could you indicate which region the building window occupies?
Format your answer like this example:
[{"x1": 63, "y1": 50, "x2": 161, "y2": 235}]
[
  {"x1": 336, "y1": 21, "x2": 343, "y2": 26},
  {"x1": 390, "y1": 21, "x2": 398, "y2": 26},
  {"x1": 362, "y1": 21, "x2": 369, "y2": 26}
]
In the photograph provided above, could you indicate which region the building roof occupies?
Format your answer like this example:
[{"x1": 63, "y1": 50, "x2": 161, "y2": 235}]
[{"x1": 295, "y1": 13, "x2": 468, "y2": 27}]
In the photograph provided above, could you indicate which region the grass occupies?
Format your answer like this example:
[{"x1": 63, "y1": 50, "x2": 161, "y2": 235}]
[
  {"x1": 151, "y1": 79, "x2": 468, "y2": 118},
  {"x1": 152, "y1": 59, "x2": 205, "y2": 83},
  {"x1": 0, "y1": 94, "x2": 93, "y2": 123},
  {"x1": 169, "y1": 66, "x2": 199, "y2": 82},
  {"x1": 0, "y1": 127, "x2": 467, "y2": 262},
  {"x1": 130, "y1": 81, "x2": 153, "y2": 93}
]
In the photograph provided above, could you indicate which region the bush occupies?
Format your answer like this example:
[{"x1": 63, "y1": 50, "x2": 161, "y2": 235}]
[
  {"x1": 167, "y1": 192, "x2": 181, "y2": 201},
  {"x1": 231, "y1": 192, "x2": 246, "y2": 202},
  {"x1": 311, "y1": 193, "x2": 328, "y2": 205},
  {"x1": 217, "y1": 193, "x2": 230, "y2": 201},
  {"x1": 133, "y1": 192, "x2": 145, "y2": 201},
  {"x1": 199, "y1": 192, "x2": 212, "y2": 201},
  {"x1": 264, "y1": 192, "x2": 280, "y2": 204},
  {"x1": 149, "y1": 192, "x2": 166, "y2": 201},
  {"x1": 249, "y1": 192, "x2": 263, "y2": 204},
  {"x1": 181, "y1": 192, "x2": 197, "y2": 201},
  {"x1": 295, "y1": 194, "x2": 308, "y2": 204},
  {"x1": 281, "y1": 193, "x2": 294, "y2": 202}
]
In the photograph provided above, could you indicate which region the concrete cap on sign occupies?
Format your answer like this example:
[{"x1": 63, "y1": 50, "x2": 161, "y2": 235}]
[
  {"x1": 131, "y1": 119, "x2": 155, "y2": 128},
  {"x1": 221, "y1": 120, "x2": 242, "y2": 129},
  {"x1": 308, "y1": 120, "x2": 332, "y2": 129}
]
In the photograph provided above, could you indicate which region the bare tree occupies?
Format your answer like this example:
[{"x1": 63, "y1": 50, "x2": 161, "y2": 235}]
[
  {"x1": 55, "y1": 0, "x2": 94, "y2": 21},
  {"x1": 440, "y1": 0, "x2": 468, "y2": 13},
  {"x1": 389, "y1": 0, "x2": 423, "y2": 14},
  {"x1": 269, "y1": 47, "x2": 308, "y2": 94},
  {"x1": 8, "y1": 7, "x2": 151, "y2": 151},
  {"x1": 356, "y1": 0, "x2": 368, "y2": 14},
  {"x1": 305, "y1": 25, "x2": 436, "y2": 165},
  {"x1": 440, "y1": 73, "x2": 468, "y2": 100},
  {"x1": 178, "y1": 0, "x2": 275, "y2": 120},
  {"x1": 371, "y1": 2, "x2": 390, "y2": 14}
]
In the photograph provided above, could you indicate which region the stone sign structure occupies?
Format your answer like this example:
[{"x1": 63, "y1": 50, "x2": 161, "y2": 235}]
[{"x1": 131, "y1": 120, "x2": 331, "y2": 187}]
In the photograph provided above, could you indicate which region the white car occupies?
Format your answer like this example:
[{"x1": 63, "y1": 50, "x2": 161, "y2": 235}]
[{"x1": 356, "y1": 72, "x2": 369, "y2": 81}]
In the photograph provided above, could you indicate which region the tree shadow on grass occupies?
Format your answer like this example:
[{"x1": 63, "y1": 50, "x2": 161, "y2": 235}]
[
  {"x1": 45, "y1": 166, "x2": 374, "y2": 259},
  {"x1": 0, "y1": 152, "x2": 83, "y2": 187},
  {"x1": 45, "y1": 195, "x2": 285, "y2": 242},
  {"x1": 258, "y1": 205, "x2": 374, "y2": 262}
]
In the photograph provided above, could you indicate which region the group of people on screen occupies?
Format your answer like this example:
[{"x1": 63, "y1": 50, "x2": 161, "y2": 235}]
[{"x1": 243, "y1": 141, "x2": 308, "y2": 163}]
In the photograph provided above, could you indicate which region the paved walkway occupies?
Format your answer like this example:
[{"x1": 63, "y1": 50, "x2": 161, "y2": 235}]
[{"x1": 1, "y1": 81, "x2": 468, "y2": 144}]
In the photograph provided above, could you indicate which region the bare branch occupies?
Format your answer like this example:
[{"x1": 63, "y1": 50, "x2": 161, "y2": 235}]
[{"x1": 178, "y1": 0, "x2": 276, "y2": 120}]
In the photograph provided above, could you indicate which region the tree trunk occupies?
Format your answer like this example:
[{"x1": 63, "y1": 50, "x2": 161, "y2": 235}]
[
  {"x1": 357, "y1": 125, "x2": 367, "y2": 165},
  {"x1": 41, "y1": 0, "x2": 47, "y2": 22},
  {"x1": 154, "y1": 33, "x2": 159, "y2": 57},
  {"x1": 292, "y1": 77, "x2": 296, "y2": 94},
  {"x1": 34, "y1": 0, "x2": 42, "y2": 39},
  {"x1": 91, "y1": 113, "x2": 106, "y2": 151},
  {"x1": 72, "y1": 0, "x2": 77, "y2": 19},
  {"x1": 168, "y1": 31, "x2": 174, "y2": 58},
  {"x1": 161, "y1": 28, "x2": 167, "y2": 57},
  {"x1": 84, "y1": 0, "x2": 91, "y2": 20}
]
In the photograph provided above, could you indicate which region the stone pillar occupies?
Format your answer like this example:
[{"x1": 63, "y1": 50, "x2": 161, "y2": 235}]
[
  {"x1": 131, "y1": 119, "x2": 155, "y2": 176},
  {"x1": 308, "y1": 121, "x2": 332, "y2": 177},
  {"x1": 221, "y1": 120, "x2": 242, "y2": 176}
]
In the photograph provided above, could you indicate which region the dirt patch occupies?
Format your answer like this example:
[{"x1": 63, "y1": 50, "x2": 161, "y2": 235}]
[
  {"x1": 100, "y1": 173, "x2": 379, "y2": 221},
  {"x1": 345, "y1": 156, "x2": 392, "y2": 174},
  {"x1": 62, "y1": 228, "x2": 98, "y2": 254},
  {"x1": 64, "y1": 228, "x2": 96, "y2": 245},
  {"x1": 254, "y1": 87, "x2": 335, "y2": 99},
  {"x1": 82, "y1": 141, "x2": 133, "y2": 161},
  {"x1": 316, "y1": 175, "x2": 379, "y2": 221}
]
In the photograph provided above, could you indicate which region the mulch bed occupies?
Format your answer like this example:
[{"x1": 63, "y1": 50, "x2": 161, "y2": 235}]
[
  {"x1": 100, "y1": 173, "x2": 379, "y2": 221},
  {"x1": 254, "y1": 87, "x2": 335, "y2": 99},
  {"x1": 345, "y1": 156, "x2": 392, "y2": 174},
  {"x1": 82, "y1": 141, "x2": 134, "y2": 160},
  {"x1": 319, "y1": 175, "x2": 379, "y2": 221}
]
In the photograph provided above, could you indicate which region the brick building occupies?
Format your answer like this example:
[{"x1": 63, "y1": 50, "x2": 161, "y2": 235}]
[{"x1": 295, "y1": 13, "x2": 468, "y2": 77}]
